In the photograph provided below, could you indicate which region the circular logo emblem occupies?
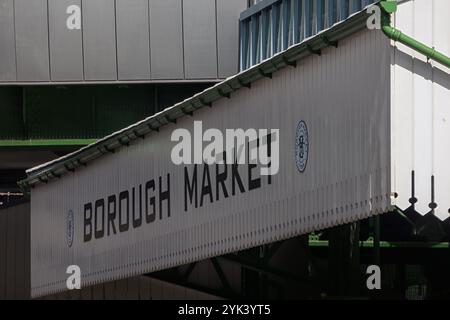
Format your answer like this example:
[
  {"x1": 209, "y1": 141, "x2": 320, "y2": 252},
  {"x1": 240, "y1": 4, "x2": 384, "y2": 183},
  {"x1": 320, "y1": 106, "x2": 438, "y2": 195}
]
[
  {"x1": 295, "y1": 120, "x2": 309, "y2": 173},
  {"x1": 66, "y1": 209, "x2": 74, "y2": 248}
]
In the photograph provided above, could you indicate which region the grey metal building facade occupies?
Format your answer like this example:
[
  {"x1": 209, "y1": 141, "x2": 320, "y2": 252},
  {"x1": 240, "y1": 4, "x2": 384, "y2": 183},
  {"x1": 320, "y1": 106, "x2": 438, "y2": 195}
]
[
  {"x1": 2, "y1": 0, "x2": 450, "y2": 301},
  {"x1": 0, "y1": 0, "x2": 246, "y2": 84}
]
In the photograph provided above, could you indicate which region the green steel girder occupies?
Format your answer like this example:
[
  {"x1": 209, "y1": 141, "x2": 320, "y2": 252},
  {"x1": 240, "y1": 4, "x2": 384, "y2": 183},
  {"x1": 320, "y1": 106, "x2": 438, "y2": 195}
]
[
  {"x1": 308, "y1": 239, "x2": 450, "y2": 249},
  {"x1": 0, "y1": 139, "x2": 97, "y2": 147},
  {"x1": 219, "y1": 253, "x2": 307, "y2": 283}
]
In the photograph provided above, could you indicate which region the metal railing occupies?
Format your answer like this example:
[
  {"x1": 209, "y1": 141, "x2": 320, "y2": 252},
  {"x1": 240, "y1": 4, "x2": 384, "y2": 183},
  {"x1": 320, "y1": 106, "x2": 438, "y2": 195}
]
[{"x1": 239, "y1": 0, "x2": 377, "y2": 70}]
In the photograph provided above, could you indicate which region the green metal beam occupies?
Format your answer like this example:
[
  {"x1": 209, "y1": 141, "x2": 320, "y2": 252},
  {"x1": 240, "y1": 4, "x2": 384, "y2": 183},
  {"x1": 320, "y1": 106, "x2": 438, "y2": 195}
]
[
  {"x1": 0, "y1": 139, "x2": 97, "y2": 147},
  {"x1": 380, "y1": 1, "x2": 450, "y2": 69},
  {"x1": 309, "y1": 240, "x2": 450, "y2": 249}
]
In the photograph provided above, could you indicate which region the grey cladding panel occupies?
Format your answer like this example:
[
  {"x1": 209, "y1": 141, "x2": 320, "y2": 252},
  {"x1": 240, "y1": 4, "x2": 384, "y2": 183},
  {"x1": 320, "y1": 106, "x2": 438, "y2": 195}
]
[
  {"x1": 0, "y1": 212, "x2": 6, "y2": 299},
  {"x1": 217, "y1": 0, "x2": 247, "y2": 78},
  {"x1": 149, "y1": 0, "x2": 184, "y2": 79},
  {"x1": 183, "y1": 0, "x2": 218, "y2": 79},
  {"x1": 49, "y1": 0, "x2": 84, "y2": 81},
  {"x1": 82, "y1": 0, "x2": 117, "y2": 80},
  {"x1": 116, "y1": 0, "x2": 150, "y2": 80},
  {"x1": 0, "y1": 0, "x2": 16, "y2": 81},
  {"x1": 15, "y1": 0, "x2": 50, "y2": 81}
]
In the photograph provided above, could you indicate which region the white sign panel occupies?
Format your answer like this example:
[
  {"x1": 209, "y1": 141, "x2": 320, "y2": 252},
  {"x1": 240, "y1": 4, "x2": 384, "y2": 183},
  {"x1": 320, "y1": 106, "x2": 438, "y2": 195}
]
[{"x1": 30, "y1": 29, "x2": 392, "y2": 297}]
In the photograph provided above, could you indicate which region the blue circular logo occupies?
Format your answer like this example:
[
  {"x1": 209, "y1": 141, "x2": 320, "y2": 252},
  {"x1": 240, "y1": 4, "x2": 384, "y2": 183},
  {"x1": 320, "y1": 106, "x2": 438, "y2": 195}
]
[
  {"x1": 66, "y1": 209, "x2": 74, "y2": 248},
  {"x1": 295, "y1": 120, "x2": 309, "y2": 173}
]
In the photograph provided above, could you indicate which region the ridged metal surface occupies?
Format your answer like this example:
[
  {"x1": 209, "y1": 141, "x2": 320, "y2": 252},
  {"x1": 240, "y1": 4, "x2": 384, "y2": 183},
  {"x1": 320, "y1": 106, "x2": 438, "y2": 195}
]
[
  {"x1": 30, "y1": 28, "x2": 392, "y2": 297},
  {"x1": 0, "y1": 202, "x2": 30, "y2": 299},
  {"x1": 239, "y1": 0, "x2": 378, "y2": 70},
  {"x1": 390, "y1": 0, "x2": 450, "y2": 220},
  {"x1": 0, "y1": 0, "x2": 246, "y2": 84}
]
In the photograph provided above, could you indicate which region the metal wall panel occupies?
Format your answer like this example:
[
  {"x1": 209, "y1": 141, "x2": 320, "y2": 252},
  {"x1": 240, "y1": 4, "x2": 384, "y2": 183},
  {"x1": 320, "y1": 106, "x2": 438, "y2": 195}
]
[
  {"x1": 0, "y1": 0, "x2": 16, "y2": 81},
  {"x1": 5, "y1": 210, "x2": 15, "y2": 296},
  {"x1": 183, "y1": 0, "x2": 218, "y2": 79},
  {"x1": 116, "y1": 0, "x2": 150, "y2": 80},
  {"x1": 82, "y1": 0, "x2": 117, "y2": 80},
  {"x1": 0, "y1": 209, "x2": 6, "y2": 299},
  {"x1": 217, "y1": 0, "x2": 247, "y2": 78},
  {"x1": 0, "y1": 202, "x2": 30, "y2": 299},
  {"x1": 149, "y1": 0, "x2": 184, "y2": 79},
  {"x1": 14, "y1": 0, "x2": 50, "y2": 81},
  {"x1": 30, "y1": 28, "x2": 392, "y2": 297},
  {"x1": 48, "y1": 0, "x2": 84, "y2": 81},
  {"x1": 0, "y1": 0, "x2": 245, "y2": 83},
  {"x1": 391, "y1": 0, "x2": 450, "y2": 220}
]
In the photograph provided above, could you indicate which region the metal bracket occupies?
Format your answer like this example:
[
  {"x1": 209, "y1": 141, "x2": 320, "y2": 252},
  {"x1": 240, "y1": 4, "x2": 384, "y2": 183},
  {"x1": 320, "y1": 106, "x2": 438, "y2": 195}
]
[
  {"x1": 306, "y1": 45, "x2": 321, "y2": 56},
  {"x1": 258, "y1": 68, "x2": 272, "y2": 79},
  {"x1": 218, "y1": 88, "x2": 231, "y2": 99},
  {"x1": 238, "y1": 78, "x2": 251, "y2": 89},
  {"x1": 104, "y1": 145, "x2": 115, "y2": 154},
  {"x1": 321, "y1": 36, "x2": 338, "y2": 48},
  {"x1": 64, "y1": 164, "x2": 75, "y2": 173},
  {"x1": 282, "y1": 57, "x2": 297, "y2": 68},
  {"x1": 165, "y1": 115, "x2": 177, "y2": 124},
  {"x1": 147, "y1": 123, "x2": 159, "y2": 132},
  {"x1": 200, "y1": 98, "x2": 212, "y2": 108},
  {"x1": 76, "y1": 159, "x2": 87, "y2": 167},
  {"x1": 181, "y1": 107, "x2": 194, "y2": 117}
]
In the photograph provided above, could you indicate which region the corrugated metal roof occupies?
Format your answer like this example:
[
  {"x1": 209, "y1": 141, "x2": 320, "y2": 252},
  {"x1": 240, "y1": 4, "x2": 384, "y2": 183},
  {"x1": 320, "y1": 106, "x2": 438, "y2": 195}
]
[{"x1": 20, "y1": 8, "x2": 371, "y2": 190}]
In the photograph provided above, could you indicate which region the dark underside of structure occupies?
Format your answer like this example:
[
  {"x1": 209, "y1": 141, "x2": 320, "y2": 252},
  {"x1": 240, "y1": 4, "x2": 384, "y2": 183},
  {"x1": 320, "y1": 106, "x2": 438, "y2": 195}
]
[
  {"x1": 0, "y1": 83, "x2": 213, "y2": 205},
  {"x1": 2, "y1": 202, "x2": 450, "y2": 300},
  {"x1": 145, "y1": 209, "x2": 450, "y2": 300},
  {"x1": 2, "y1": 80, "x2": 450, "y2": 299}
]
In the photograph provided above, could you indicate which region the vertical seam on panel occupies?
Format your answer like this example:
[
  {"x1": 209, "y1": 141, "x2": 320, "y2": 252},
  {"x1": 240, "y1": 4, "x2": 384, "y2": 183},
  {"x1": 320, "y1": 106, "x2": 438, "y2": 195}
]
[
  {"x1": 46, "y1": 0, "x2": 52, "y2": 81},
  {"x1": 114, "y1": 0, "x2": 119, "y2": 80},
  {"x1": 81, "y1": 0, "x2": 85, "y2": 80},
  {"x1": 12, "y1": 0, "x2": 18, "y2": 81},
  {"x1": 181, "y1": 0, "x2": 186, "y2": 79},
  {"x1": 82, "y1": 0, "x2": 87, "y2": 80},
  {"x1": 215, "y1": 0, "x2": 219, "y2": 78},
  {"x1": 147, "y1": 0, "x2": 152, "y2": 79}
]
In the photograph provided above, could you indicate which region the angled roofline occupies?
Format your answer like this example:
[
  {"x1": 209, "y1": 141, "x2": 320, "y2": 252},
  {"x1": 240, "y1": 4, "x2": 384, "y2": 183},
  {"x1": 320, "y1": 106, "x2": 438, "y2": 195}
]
[{"x1": 19, "y1": 8, "x2": 372, "y2": 191}]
